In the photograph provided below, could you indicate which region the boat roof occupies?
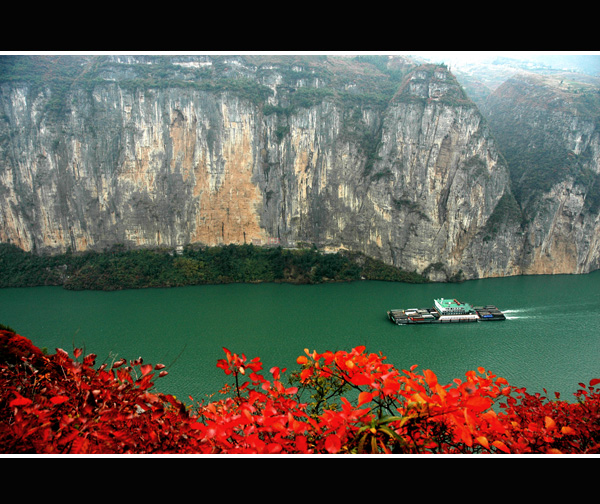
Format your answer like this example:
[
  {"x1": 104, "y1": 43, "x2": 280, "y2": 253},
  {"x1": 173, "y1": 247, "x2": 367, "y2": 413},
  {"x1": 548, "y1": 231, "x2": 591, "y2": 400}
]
[{"x1": 435, "y1": 298, "x2": 473, "y2": 310}]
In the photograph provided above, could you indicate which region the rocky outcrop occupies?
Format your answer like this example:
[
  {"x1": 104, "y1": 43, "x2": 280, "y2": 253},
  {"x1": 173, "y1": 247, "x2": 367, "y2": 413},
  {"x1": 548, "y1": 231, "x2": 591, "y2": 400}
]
[
  {"x1": 0, "y1": 55, "x2": 598, "y2": 280},
  {"x1": 482, "y1": 73, "x2": 600, "y2": 275}
]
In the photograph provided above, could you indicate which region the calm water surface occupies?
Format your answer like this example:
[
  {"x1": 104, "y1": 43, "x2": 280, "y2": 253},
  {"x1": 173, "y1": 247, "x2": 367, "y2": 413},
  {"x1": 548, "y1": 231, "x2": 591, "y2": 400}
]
[{"x1": 1, "y1": 272, "x2": 599, "y2": 402}]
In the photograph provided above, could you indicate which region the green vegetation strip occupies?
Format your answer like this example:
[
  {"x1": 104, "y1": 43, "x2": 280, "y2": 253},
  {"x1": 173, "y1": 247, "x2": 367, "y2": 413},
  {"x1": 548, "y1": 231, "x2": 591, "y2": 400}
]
[{"x1": 0, "y1": 243, "x2": 427, "y2": 290}]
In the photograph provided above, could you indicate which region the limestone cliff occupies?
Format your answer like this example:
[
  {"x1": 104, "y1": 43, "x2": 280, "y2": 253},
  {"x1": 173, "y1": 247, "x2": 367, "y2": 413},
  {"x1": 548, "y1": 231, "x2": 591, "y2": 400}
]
[
  {"x1": 482, "y1": 72, "x2": 600, "y2": 275},
  {"x1": 0, "y1": 55, "x2": 598, "y2": 280}
]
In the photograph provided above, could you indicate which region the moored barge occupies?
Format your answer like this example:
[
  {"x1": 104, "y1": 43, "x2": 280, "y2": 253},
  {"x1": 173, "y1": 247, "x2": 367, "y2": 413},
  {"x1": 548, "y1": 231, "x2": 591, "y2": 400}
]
[{"x1": 387, "y1": 298, "x2": 506, "y2": 325}]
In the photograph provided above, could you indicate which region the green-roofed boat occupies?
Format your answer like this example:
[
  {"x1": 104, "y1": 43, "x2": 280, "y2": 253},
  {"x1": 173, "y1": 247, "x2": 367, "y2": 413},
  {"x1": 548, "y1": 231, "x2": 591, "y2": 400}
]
[{"x1": 387, "y1": 298, "x2": 506, "y2": 325}]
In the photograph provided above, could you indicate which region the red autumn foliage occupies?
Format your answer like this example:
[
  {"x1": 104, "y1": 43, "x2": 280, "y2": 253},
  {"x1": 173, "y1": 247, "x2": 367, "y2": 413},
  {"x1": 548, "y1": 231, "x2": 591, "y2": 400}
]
[{"x1": 1, "y1": 329, "x2": 599, "y2": 454}]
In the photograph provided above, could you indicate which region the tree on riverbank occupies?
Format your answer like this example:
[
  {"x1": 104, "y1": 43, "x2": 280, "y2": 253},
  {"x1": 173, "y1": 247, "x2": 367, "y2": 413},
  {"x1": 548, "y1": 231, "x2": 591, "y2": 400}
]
[
  {"x1": 0, "y1": 243, "x2": 427, "y2": 290},
  {"x1": 1, "y1": 328, "x2": 598, "y2": 454}
]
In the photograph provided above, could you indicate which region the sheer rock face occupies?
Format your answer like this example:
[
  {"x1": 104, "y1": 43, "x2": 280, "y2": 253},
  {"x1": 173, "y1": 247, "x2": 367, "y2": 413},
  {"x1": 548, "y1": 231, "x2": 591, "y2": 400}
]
[
  {"x1": 0, "y1": 56, "x2": 598, "y2": 280},
  {"x1": 0, "y1": 85, "x2": 268, "y2": 254},
  {"x1": 483, "y1": 73, "x2": 600, "y2": 276}
]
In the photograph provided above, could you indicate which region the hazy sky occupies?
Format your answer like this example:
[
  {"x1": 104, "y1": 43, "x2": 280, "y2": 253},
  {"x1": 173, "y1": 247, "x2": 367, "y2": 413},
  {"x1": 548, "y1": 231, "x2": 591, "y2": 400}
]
[
  {"x1": 3, "y1": 50, "x2": 597, "y2": 60},
  {"x1": 3, "y1": 50, "x2": 598, "y2": 71},
  {"x1": 399, "y1": 51, "x2": 600, "y2": 65}
]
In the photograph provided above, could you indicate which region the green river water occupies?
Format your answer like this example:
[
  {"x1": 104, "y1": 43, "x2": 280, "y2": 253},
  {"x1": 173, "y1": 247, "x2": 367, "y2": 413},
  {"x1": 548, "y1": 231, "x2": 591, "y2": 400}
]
[{"x1": 1, "y1": 272, "x2": 599, "y2": 403}]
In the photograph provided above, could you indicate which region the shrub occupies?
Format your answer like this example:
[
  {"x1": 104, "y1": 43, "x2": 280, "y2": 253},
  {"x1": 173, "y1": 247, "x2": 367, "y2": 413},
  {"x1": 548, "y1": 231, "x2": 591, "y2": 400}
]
[{"x1": 2, "y1": 329, "x2": 598, "y2": 454}]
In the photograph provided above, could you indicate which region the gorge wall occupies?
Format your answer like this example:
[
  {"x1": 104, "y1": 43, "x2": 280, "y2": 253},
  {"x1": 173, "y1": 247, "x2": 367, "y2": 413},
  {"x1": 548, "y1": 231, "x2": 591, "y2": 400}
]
[
  {"x1": 481, "y1": 72, "x2": 600, "y2": 276},
  {"x1": 1, "y1": 55, "x2": 598, "y2": 281}
]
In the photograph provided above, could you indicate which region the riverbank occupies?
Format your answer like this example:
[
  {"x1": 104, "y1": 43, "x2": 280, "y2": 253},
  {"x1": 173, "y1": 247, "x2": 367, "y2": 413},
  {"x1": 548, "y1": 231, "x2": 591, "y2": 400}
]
[{"x1": 0, "y1": 243, "x2": 428, "y2": 290}]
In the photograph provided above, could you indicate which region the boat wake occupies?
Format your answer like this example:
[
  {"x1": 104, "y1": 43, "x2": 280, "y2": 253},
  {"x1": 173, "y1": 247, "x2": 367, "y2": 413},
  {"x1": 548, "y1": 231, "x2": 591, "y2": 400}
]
[{"x1": 502, "y1": 308, "x2": 535, "y2": 320}]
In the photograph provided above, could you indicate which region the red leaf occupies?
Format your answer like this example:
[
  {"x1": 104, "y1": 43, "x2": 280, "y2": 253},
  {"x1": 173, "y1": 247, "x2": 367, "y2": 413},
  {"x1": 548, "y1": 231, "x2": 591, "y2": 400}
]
[
  {"x1": 358, "y1": 391, "x2": 373, "y2": 406},
  {"x1": 83, "y1": 353, "x2": 97, "y2": 366},
  {"x1": 350, "y1": 373, "x2": 372, "y2": 386},
  {"x1": 9, "y1": 394, "x2": 32, "y2": 407},
  {"x1": 324, "y1": 434, "x2": 341, "y2": 454},
  {"x1": 466, "y1": 396, "x2": 492, "y2": 412},
  {"x1": 423, "y1": 369, "x2": 438, "y2": 388},
  {"x1": 300, "y1": 368, "x2": 313, "y2": 382},
  {"x1": 492, "y1": 440, "x2": 510, "y2": 453},
  {"x1": 50, "y1": 395, "x2": 69, "y2": 405},
  {"x1": 140, "y1": 364, "x2": 153, "y2": 376},
  {"x1": 590, "y1": 378, "x2": 600, "y2": 387},
  {"x1": 295, "y1": 435, "x2": 308, "y2": 453},
  {"x1": 112, "y1": 358, "x2": 126, "y2": 369},
  {"x1": 267, "y1": 443, "x2": 282, "y2": 454}
]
